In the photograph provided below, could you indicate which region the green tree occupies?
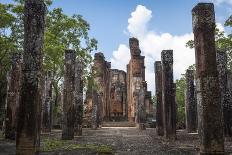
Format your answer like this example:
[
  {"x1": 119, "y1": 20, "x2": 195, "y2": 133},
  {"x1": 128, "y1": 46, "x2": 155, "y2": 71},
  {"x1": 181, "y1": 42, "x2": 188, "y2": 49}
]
[
  {"x1": 0, "y1": 0, "x2": 98, "y2": 127},
  {"x1": 175, "y1": 65, "x2": 195, "y2": 129},
  {"x1": 186, "y1": 15, "x2": 232, "y2": 69}
]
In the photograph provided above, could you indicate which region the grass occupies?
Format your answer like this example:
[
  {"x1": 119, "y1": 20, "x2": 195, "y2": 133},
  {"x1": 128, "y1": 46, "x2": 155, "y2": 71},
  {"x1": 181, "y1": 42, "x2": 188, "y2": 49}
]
[{"x1": 41, "y1": 138, "x2": 114, "y2": 154}]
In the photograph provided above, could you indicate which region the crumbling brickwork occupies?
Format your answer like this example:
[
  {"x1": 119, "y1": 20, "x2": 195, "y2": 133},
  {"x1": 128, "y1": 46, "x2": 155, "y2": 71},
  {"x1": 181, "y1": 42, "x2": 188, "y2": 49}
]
[
  {"x1": 86, "y1": 38, "x2": 153, "y2": 125},
  {"x1": 110, "y1": 69, "x2": 127, "y2": 121}
]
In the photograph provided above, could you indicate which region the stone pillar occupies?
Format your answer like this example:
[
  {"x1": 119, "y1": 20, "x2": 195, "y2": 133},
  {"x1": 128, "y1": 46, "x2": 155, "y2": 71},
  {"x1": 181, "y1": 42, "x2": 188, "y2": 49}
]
[
  {"x1": 5, "y1": 53, "x2": 21, "y2": 140},
  {"x1": 217, "y1": 51, "x2": 232, "y2": 137},
  {"x1": 185, "y1": 70, "x2": 197, "y2": 133},
  {"x1": 62, "y1": 50, "x2": 76, "y2": 140},
  {"x1": 137, "y1": 82, "x2": 146, "y2": 130},
  {"x1": 161, "y1": 50, "x2": 176, "y2": 140},
  {"x1": 74, "y1": 58, "x2": 84, "y2": 136},
  {"x1": 154, "y1": 61, "x2": 164, "y2": 136},
  {"x1": 225, "y1": 71, "x2": 232, "y2": 136},
  {"x1": 42, "y1": 71, "x2": 53, "y2": 133},
  {"x1": 91, "y1": 89, "x2": 98, "y2": 129},
  {"x1": 16, "y1": 0, "x2": 46, "y2": 154},
  {"x1": 192, "y1": 3, "x2": 224, "y2": 154}
]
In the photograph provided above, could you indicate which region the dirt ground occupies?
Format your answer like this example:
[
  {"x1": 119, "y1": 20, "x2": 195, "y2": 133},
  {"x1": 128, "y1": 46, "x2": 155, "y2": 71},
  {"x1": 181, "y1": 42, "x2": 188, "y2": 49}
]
[{"x1": 0, "y1": 127, "x2": 232, "y2": 155}]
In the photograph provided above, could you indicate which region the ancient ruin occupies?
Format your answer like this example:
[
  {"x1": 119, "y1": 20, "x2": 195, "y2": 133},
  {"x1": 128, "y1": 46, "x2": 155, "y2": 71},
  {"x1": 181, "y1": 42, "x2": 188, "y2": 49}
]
[
  {"x1": 1, "y1": 1, "x2": 232, "y2": 154},
  {"x1": 74, "y1": 58, "x2": 84, "y2": 136},
  {"x1": 161, "y1": 50, "x2": 176, "y2": 140},
  {"x1": 155, "y1": 61, "x2": 164, "y2": 136},
  {"x1": 185, "y1": 69, "x2": 197, "y2": 133},
  {"x1": 193, "y1": 3, "x2": 224, "y2": 154},
  {"x1": 86, "y1": 38, "x2": 154, "y2": 124},
  {"x1": 5, "y1": 53, "x2": 21, "y2": 140},
  {"x1": 42, "y1": 72, "x2": 53, "y2": 133},
  {"x1": 16, "y1": 0, "x2": 46, "y2": 154},
  {"x1": 62, "y1": 50, "x2": 76, "y2": 140},
  {"x1": 110, "y1": 69, "x2": 127, "y2": 120}
]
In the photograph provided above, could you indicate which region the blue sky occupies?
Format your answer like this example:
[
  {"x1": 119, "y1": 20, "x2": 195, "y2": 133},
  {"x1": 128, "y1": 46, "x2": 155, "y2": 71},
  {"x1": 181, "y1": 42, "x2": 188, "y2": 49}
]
[
  {"x1": 47, "y1": 0, "x2": 231, "y2": 60},
  {"x1": 1, "y1": 0, "x2": 231, "y2": 93}
]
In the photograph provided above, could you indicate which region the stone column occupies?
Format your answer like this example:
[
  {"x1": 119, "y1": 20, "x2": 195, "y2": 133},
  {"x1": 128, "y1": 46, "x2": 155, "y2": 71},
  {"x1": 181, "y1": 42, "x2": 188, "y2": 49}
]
[
  {"x1": 5, "y1": 53, "x2": 21, "y2": 140},
  {"x1": 42, "y1": 71, "x2": 53, "y2": 133},
  {"x1": 225, "y1": 71, "x2": 232, "y2": 136},
  {"x1": 192, "y1": 3, "x2": 224, "y2": 154},
  {"x1": 217, "y1": 51, "x2": 232, "y2": 137},
  {"x1": 74, "y1": 58, "x2": 84, "y2": 136},
  {"x1": 16, "y1": 0, "x2": 46, "y2": 154},
  {"x1": 91, "y1": 89, "x2": 98, "y2": 129},
  {"x1": 62, "y1": 50, "x2": 76, "y2": 140},
  {"x1": 154, "y1": 61, "x2": 164, "y2": 136},
  {"x1": 137, "y1": 82, "x2": 146, "y2": 130},
  {"x1": 185, "y1": 70, "x2": 197, "y2": 133},
  {"x1": 161, "y1": 50, "x2": 176, "y2": 140}
]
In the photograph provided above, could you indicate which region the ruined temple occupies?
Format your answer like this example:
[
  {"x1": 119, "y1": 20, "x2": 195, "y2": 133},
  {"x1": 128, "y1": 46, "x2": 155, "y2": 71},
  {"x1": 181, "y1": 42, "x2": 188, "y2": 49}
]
[
  {"x1": 86, "y1": 38, "x2": 153, "y2": 123},
  {"x1": 110, "y1": 69, "x2": 127, "y2": 121}
]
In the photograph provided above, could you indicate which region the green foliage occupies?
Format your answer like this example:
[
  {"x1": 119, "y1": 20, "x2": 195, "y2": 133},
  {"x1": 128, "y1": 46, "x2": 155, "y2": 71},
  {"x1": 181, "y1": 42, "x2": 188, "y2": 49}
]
[
  {"x1": 175, "y1": 75, "x2": 186, "y2": 129},
  {"x1": 175, "y1": 65, "x2": 195, "y2": 129},
  {"x1": 186, "y1": 15, "x2": 232, "y2": 69},
  {"x1": 0, "y1": 1, "x2": 98, "y2": 126},
  {"x1": 41, "y1": 138, "x2": 114, "y2": 154}
]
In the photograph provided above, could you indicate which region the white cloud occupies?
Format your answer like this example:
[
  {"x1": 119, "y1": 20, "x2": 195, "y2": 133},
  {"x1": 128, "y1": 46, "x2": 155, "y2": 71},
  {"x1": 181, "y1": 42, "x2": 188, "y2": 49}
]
[
  {"x1": 110, "y1": 5, "x2": 224, "y2": 95},
  {"x1": 110, "y1": 44, "x2": 130, "y2": 71},
  {"x1": 127, "y1": 5, "x2": 152, "y2": 38},
  {"x1": 216, "y1": 22, "x2": 225, "y2": 32},
  {"x1": 212, "y1": 0, "x2": 232, "y2": 6}
]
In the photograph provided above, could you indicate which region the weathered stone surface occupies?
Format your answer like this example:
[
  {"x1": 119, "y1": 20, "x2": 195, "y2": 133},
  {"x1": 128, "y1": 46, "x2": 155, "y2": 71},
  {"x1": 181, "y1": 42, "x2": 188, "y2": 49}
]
[
  {"x1": 93, "y1": 52, "x2": 111, "y2": 123},
  {"x1": 85, "y1": 40, "x2": 153, "y2": 124},
  {"x1": 127, "y1": 38, "x2": 146, "y2": 122},
  {"x1": 155, "y1": 61, "x2": 164, "y2": 136},
  {"x1": 161, "y1": 50, "x2": 176, "y2": 140},
  {"x1": 16, "y1": 0, "x2": 46, "y2": 154},
  {"x1": 5, "y1": 53, "x2": 21, "y2": 140},
  {"x1": 193, "y1": 3, "x2": 224, "y2": 154},
  {"x1": 42, "y1": 72, "x2": 52, "y2": 133},
  {"x1": 91, "y1": 89, "x2": 99, "y2": 129},
  {"x1": 216, "y1": 51, "x2": 232, "y2": 137},
  {"x1": 62, "y1": 50, "x2": 76, "y2": 140},
  {"x1": 137, "y1": 82, "x2": 147, "y2": 130},
  {"x1": 110, "y1": 69, "x2": 127, "y2": 121},
  {"x1": 185, "y1": 70, "x2": 197, "y2": 133},
  {"x1": 225, "y1": 71, "x2": 232, "y2": 137},
  {"x1": 74, "y1": 58, "x2": 84, "y2": 136}
]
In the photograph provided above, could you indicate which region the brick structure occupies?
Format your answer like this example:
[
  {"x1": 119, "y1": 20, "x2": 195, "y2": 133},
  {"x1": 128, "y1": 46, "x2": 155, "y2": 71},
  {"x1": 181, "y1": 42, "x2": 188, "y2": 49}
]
[
  {"x1": 16, "y1": 0, "x2": 46, "y2": 154},
  {"x1": 161, "y1": 50, "x2": 176, "y2": 140},
  {"x1": 193, "y1": 3, "x2": 224, "y2": 153},
  {"x1": 5, "y1": 53, "x2": 22, "y2": 140},
  {"x1": 93, "y1": 53, "x2": 111, "y2": 123},
  {"x1": 85, "y1": 38, "x2": 153, "y2": 125},
  {"x1": 155, "y1": 61, "x2": 164, "y2": 136},
  {"x1": 110, "y1": 69, "x2": 127, "y2": 121},
  {"x1": 185, "y1": 69, "x2": 197, "y2": 133},
  {"x1": 127, "y1": 38, "x2": 145, "y2": 122}
]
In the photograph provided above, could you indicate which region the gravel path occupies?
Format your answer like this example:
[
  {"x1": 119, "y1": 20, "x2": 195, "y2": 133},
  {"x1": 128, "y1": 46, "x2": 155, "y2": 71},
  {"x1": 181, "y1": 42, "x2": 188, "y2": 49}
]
[{"x1": 1, "y1": 127, "x2": 232, "y2": 155}]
